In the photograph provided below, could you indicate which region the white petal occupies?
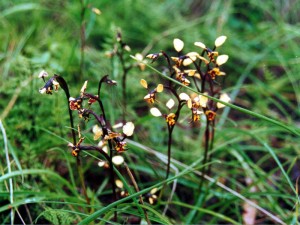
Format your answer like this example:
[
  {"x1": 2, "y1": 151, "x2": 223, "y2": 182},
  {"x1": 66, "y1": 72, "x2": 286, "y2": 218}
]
[
  {"x1": 39, "y1": 88, "x2": 46, "y2": 94},
  {"x1": 113, "y1": 122, "x2": 124, "y2": 129},
  {"x1": 92, "y1": 7, "x2": 101, "y2": 15},
  {"x1": 173, "y1": 38, "x2": 184, "y2": 52},
  {"x1": 183, "y1": 58, "x2": 194, "y2": 66},
  {"x1": 196, "y1": 110, "x2": 203, "y2": 115},
  {"x1": 150, "y1": 187, "x2": 158, "y2": 194},
  {"x1": 150, "y1": 107, "x2": 162, "y2": 117},
  {"x1": 194, "y1": 41, "x2": 206, "y2": 49},
  {"x1": 179, "y1": 93, "x2": 190, "y2": 101},
  {"x1": 216, "y1": 55, "x2": 229, "y2": 66},
  {"x1": 186, "y1": 52, "x2": 199, "y2": 58},
  {"x1": 166, "y1": 99, "x2": 175, "y2": 109},
  {"x1": 102, "y1": 146, "x2": 108, "y2": 153},
  {"x1": 115, "y1": 179, "x2": 124, "y2": 188},
  {"x1": 123, "y1": 122, "x2": 135, "y2": 136},
  {"x1": 217, "y1": 93, "x2": 231, "y2": 108},
  {"x1": 215, "y1": 36, "x2": 227, "y2": 47},
  {"x1": 52, "y1": 80, "x2": 59, "y2": 85},
  {"x1": 124, "y1": 45, "x2": 131, "y2": 52},
  {"x1": 93, "y1": 125, "x2": 103, "y2": 138},
  {"x1": 144, "y1": 94, "x2": 151, "y2": 100},
  {"x1": 135, "y1": 53, "x2": 143, "y2": 61},
  {"x1": 183, "y1": 52, "x2": 199, "y2": 66},
  {"x1": 38, "y1": 70, "x2": 48, "y2": 78},
  {"x1": 98, "y1": 160, "x2": 106, "y2": 167},
  {"x1": 80, "y1": 81, "x2": 88, "y2": 94},
  {"x1": 98, "y1": 140, "x2": 105, "y2": 147},
  {"x1": 112, "y1": 155, "x2": 124, "y2": 165}
]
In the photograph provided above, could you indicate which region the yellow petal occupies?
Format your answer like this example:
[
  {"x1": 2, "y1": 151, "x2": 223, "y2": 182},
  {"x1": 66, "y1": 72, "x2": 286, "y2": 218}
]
[
  {"x1": 187, "y1": 99, "x2": 192, "y2": 108},
  {"x1": 146, "y1": 54, "x2": 156, "y2": 59},
  {"x1": 198, "y1": 56, "x2": 210, "y2": 65},
  {"x1": 184, "y1": 69, "x2": 197, "y2": 76},
  {"x1": 140, "y1": 79, "x2": 148, "y2": 89},
  {"x1": 156, "y1": 84, "x2": 164, "y2": 93},
  {"x1": 173, "y1": 38, "x2": 184, "y2": 52}
]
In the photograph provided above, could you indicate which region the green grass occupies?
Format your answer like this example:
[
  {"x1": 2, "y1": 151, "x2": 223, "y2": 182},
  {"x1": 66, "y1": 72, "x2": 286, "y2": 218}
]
[{"x1": 1, "y1": 0, "x2": 300, "y2": 224}]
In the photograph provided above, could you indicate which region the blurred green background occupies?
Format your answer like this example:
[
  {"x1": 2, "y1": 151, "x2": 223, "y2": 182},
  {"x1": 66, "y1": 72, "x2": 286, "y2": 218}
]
[{"x1": 1, "y1": 0, "x2": 300, "y2": 224}]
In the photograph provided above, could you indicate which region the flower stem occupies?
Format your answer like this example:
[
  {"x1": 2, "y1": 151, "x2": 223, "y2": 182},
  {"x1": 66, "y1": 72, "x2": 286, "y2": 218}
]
[{"x1": 165, "y1": 125, "x2": 173, "y2": 180}]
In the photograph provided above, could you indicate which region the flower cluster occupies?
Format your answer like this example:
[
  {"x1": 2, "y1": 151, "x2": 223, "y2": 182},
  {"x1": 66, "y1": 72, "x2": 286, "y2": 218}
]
[
  {"x1": 67, "y1": 78, "x2": 135, "y2": 158},
  {"x1": 39, "y1": 73, "x2": 135, "y2": 163},
  {"x1": 142, "y1": 36, "x2": 231, "y2": 124}
]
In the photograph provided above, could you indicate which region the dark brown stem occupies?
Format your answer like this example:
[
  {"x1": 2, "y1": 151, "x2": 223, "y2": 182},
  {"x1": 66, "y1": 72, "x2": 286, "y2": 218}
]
[
  {"x1": 97, "y1": 75, "x2": 109, "y2": 122},
  {"x1": 165, "y1": 125, "x2": 174, "y2": 180},
  {"x1": 107, "y1": 139, "x2": 118, "y2": 222},
  {"x1": 54, "y1": 75, "x2": 76, "y2": 145},
  {"x1": 206, "y1": 119, "x2": 215, "y2": 176},
  {"x1": 165, "y1": 102, "x2": 184, "y2": 180},
  {"x1": 83, "y1": 114, "x2": 117, "y2": 221}
]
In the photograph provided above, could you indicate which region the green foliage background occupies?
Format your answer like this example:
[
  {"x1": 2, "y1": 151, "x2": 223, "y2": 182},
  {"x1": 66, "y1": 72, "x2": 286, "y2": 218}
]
[{"x1": 1, "y1": 0, "x2": 300, "y2": 224}]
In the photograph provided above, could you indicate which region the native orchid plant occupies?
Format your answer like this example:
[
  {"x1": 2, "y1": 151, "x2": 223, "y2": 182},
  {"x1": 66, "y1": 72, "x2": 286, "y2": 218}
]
[
  {"x1": 140, "y1": 36, "x2": 231, "y2": 180},
  {"x1": 38, "y1": 72, "x2": 137, "y2": 221}
]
